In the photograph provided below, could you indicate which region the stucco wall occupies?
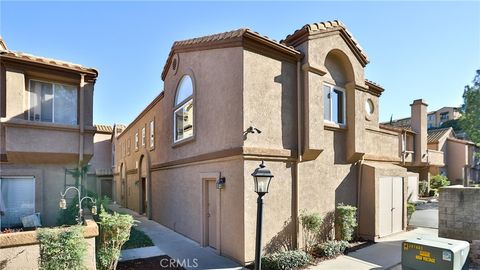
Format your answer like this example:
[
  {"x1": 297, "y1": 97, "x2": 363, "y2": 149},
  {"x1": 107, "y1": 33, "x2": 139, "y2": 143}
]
[
  {"x1": 150, "y1": 158, "x2": 245, "y2": 263},
  {"x1": 439, "y1": 186, "x2": 480, "y2": 241},
  {"x1": 243, "y1": 50, "x2": 297, "y2": 150},
  {"x1": 446, "y1": 140, "x2": 468, "y2": 183}
]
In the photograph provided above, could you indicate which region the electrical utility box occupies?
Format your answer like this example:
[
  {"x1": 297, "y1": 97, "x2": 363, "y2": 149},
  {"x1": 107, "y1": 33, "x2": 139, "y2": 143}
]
[{"x1": 402, "y1": 237, "x2": 470, "y2": 270}]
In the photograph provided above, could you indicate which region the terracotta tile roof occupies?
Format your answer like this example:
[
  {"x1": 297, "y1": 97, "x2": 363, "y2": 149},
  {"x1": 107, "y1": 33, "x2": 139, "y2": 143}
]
[
  {"x1": 161, "y1": 28, "x2": 301, "y2": 80},
  {"x1": 427, "y1": 127, "x2": 453, "y2": 143},
  {"x1": 382, "y1": 122, "x2": 414, "y2": 131},
  {"x1": 282, "y1": 20, "x2": 369, "y2": 66},
  {"x1": 379, "y1": 124, "x2": 415, "y2": 134},
  {"x1": 95, "y1": 124, "x2": 113, "y2": 134},
  {"x1": 0, "y1": 39, "x2": 98, "y2": 76}
]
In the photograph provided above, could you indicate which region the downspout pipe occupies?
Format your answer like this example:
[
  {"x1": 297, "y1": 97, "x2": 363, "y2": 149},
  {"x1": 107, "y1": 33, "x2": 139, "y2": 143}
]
[
  {"x1": 356, "y1": 155, "x2": 365, "y2": 236},
  {"x1": 294, "y1": 59, "x2": 302, "y2": 249},
  {"x1": 79, "y1": 74, "x2": 85, "y2": 195}
]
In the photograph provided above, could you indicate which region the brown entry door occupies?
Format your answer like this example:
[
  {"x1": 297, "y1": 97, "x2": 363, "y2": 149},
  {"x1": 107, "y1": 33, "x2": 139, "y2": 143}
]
[
  {"x1": 141, "y1": 178, "x2": 147, "y2": 215},
  {"x1": 207, "y1": 181, "x2": 217, "y2": 249}
]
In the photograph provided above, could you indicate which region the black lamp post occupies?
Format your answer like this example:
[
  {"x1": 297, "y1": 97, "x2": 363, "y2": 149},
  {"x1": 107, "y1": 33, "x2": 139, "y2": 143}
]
[{"x1": 251, "y1": 161, "x2": 274, "y2": 270}]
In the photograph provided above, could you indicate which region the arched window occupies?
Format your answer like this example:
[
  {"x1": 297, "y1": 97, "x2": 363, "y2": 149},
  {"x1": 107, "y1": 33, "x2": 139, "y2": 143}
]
[{"x1": 174, "y1": 75, "x2": 194, "y2": 142}]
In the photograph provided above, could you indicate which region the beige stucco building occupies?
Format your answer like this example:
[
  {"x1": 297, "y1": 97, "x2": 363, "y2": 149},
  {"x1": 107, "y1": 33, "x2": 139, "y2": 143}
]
[
  {"x1": 0, "y1": 38, "x2": 98, "y2": 226},
  {"x1": 110, "y1": 21, "x2": 449, "y2": 264}
]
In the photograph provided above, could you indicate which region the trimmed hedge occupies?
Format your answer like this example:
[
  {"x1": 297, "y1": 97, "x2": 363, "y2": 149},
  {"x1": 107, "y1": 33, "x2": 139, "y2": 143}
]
[
  {"x1": 316, "y1": 240, "x2": 349, "y2": 258},
  {"x1": 335, "y1": 204, "x2": 357, "y2": 241},
  {"x1": 262, "y1": 250, "x2": 311, "y2": 270}
]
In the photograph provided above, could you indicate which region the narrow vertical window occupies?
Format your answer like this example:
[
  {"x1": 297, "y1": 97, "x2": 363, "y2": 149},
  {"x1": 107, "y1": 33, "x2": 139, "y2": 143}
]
[
  {"x1": 127, "y1": 138, "x2": 131, "y2": 155},
  {"x1": 150, "y1": 120, "x2": 155, "y2": 148},
  {"x1": 135, "y1": 132, "x2": 139, "y2": 151},
  {"x1": 141, "y1": 127, "x2": 146, "y2": 147}
]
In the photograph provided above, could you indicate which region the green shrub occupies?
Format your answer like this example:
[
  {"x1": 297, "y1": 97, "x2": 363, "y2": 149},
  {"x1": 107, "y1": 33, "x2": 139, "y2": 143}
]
[
  {"x1": 407, "y1": 203, "x2": 416, "y2": 221},
  {"x1": 299, "y1": 210, "x2": 323, "y2": 252},
  {"x1": 429, "y1": 189, "x2": 438, "y2": 197},
  {"x1": 261, "y1": 250, "x2": 311, "y2": 270},
  {"x1": 57, "y1": 190, "x2": 111, "y2": 226},
  {"x1": 38, "y1": 225, "x2": 87, "y2": 270},
  {"x1": 122, "y1": 227, "x2": 154, "y2": 250},
  {"x1": 419, "y1": 180, "x2": 428, "y2": 197},
  {"x1": 316, "y1": 240, "x2": 349, "y2": 258},
  {"x1": 335, "y1": 204, "x2": 357, "y2": 241},
  {"x1": 430, "y1": 175, "x2": 450, "y2": 189},
  {"x1": 96, "y1": 206, "x2": 135, "y2": 270}
]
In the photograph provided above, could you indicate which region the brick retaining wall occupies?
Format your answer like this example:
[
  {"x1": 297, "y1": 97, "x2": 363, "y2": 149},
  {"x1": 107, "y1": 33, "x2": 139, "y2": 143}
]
[{"x1": 438, "y1": 186, "x2": 480, "y2": 241}]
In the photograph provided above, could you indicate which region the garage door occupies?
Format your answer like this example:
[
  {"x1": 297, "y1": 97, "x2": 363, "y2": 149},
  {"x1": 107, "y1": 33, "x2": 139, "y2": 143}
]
[{"x1": 379, "y1": 176, "x2": 403, "y2": 237}]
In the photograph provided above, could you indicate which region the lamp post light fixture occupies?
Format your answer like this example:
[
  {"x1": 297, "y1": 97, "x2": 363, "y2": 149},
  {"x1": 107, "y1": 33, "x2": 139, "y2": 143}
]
[
  {"x1": 59, "y1": 186, "x2": 97, "y2": 224},
  {"x1": 251, "y1": 161, "x2": 274, "y2": 270}
]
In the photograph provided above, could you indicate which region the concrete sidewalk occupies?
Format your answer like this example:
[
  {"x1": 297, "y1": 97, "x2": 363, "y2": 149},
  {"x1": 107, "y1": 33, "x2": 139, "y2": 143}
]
[
  {"x1": 309, "y1": 228, "x2": 438, "y2": 270},
  {"x1": 111, "y1": 204, "x2": 243, "y2": 270}
]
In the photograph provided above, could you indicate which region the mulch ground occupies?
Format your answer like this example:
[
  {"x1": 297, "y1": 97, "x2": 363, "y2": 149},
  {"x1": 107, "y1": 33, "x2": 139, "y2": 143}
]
[{"x1": 117, "y1": 256, "x2": 185, "y2": 270}]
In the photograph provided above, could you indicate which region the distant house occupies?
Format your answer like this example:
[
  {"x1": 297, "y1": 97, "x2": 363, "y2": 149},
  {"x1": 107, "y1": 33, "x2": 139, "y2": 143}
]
[
  {"x1": 386, "y1": 106, "x2": 462, "y2": 130},
  {"x1": 427, "y1": 127, "x2": 479, "y2": 184},
  {"x1": 87, "y1": 124, "x2": 114, "y2": 200},
  {"x1": 110, "y1": 21, "x2": 446, "y2": 264},
  {"x1": 0, "y1": 37, "x2": 98, "y2": 227}
]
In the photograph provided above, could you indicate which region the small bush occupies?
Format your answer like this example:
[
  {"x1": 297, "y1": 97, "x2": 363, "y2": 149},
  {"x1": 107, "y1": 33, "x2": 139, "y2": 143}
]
[
  {"x1": 96, "y1": 206, "x2": 135, "y2": 270},
  {"x1": 38, "y1": 225, "x2": 87, "y2": 270},
  {"x1": 430, "y1": 175, "x2": 450, "y2": 190},
  {"x1": 335, "y1": 204, "x2": 357, "y2": 241},
  {"x1": 316, "y1": 240, "x2": 349, "y2": 258},
  {"x1": 407, "y1": 203, "x2": 416, "y2": 222},
  {"x1": 429, "y1": 189, "x2": 438, "y2": 197},
  {"x1": 299, "y1": 211, "x2": 323, "y2": 252},
  {"x1": 262, "y1": 250, "x2": 311, "y2": 270},
  {"x1": 419, "y1": 181, "x2": 428, "y2": 197}
]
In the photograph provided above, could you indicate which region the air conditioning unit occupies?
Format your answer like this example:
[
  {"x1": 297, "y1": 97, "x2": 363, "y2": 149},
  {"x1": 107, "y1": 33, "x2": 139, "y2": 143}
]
[{"x1": 402, "y1": 236, "x2": 470, "y2": 270}]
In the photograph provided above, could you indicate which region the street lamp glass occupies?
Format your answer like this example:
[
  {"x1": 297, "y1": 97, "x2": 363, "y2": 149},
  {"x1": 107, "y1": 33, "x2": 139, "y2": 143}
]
[
  {"x1": 251, "y1": 161, "x2": 274, "y2": 194},
  {"x1": 59, "y1": 198, "x2": 67, "y2": 209}
]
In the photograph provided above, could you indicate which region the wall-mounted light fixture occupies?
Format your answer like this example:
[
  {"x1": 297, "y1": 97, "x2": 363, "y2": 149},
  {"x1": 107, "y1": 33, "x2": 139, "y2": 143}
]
[{"x1": 216, "y1": 176, "x2": 226, "y2": 190}]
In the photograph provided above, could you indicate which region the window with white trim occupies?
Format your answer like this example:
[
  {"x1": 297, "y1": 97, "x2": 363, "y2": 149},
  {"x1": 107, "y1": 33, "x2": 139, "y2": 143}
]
[
  {"x1": 141, "y1": 127, "x2": 146, "y2": 147},
  {"x1": 149, "y1": 120, "x2": 155, "y2": 148},
  {"x1": 0, "y1": 177, "x2": 35, "y2": 228},
  {"x1": 127, "y1": 138, "x2": 131, "y2": 155},
  {"x1": 28, "y1": 80, "x2": 78, "y2": 125},
  {"x1": 323, "y1": 83, "x2": 346, "y2": 125},
  {"x1": 174, "y1": 75, "x2": 194, "y2": 143},
  {"x1": 135, "y1": 132, "x2": 139, "y2": 151}
]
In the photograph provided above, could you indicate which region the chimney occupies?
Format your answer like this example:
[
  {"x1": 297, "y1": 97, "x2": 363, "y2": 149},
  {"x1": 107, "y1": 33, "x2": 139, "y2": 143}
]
[{"x1": 411, "y1": 99, "x2": 428, "y2": 164}]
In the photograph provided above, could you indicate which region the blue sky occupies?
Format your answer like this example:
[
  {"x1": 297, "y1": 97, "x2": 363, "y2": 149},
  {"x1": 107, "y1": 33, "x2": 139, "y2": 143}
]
[{"x1": 1, "y1": 1, "x2": 479, "y2": 125}]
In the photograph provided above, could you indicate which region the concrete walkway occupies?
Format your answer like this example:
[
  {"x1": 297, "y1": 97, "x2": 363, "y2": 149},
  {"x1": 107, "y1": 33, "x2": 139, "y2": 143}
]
[
  {"x1": 309, "y1": 228, "x2": 438, "y2": 270},
  {"x1": 409, "y1": 201, "x2": 439, "y2": 229},
  {"x1": 110, "y1": 204, "x2": 243, "y2": 270}
]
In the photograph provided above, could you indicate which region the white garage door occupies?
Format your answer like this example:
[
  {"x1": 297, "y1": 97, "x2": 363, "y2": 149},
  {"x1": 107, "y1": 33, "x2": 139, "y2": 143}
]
[{"x1": 379, "y1": 176, "x2": 403, "y2": 237}]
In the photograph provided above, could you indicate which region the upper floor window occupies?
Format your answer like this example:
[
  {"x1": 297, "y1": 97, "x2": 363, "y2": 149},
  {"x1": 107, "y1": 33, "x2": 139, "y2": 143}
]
[
  {"x1": 323, "y1": 83, "x2": 345, "y2": 125},
  {"x1": 127, "y1": 138, "x2": 131, "y2": 155},
  {"x1": 29, "y1": 80, "x2": 77, "y2": 125},
  {"x1": 149, "y1": 120, "x2": 155, "y2": 148},
  {"x1": 174, "y1": 75, "x2": 194, "y2": 143},
  {"x1": 135, "y1": 132, "x2": 139, "y2": 151},
  {"x1": 440, "y1": 112, "x2": 449, "y2": 121},
  {"x1": 141, "y1": 127, "x2": 146, "y2": 147}
]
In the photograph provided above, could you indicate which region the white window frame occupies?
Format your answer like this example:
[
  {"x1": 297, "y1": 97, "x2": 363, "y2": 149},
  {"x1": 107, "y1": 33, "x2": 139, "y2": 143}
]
[
  {"x1": 323, "y1": 83, "x2": 346, "y2": 125},
  {"x1": 28, "y1": 79, "x2": 78, "y2": 125},
  {"x1": 173, "y1": 99, "x2": 194, "y2": 143},
  {"x1": 141, "y1": 127, "x2": 146, "y2": 147},
  {"x1": 135, "y1": 132, "x2": 139, "y2": 151},
  {"x1": 149, "y1": 120, "x2": 155, "y2": 148}
]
